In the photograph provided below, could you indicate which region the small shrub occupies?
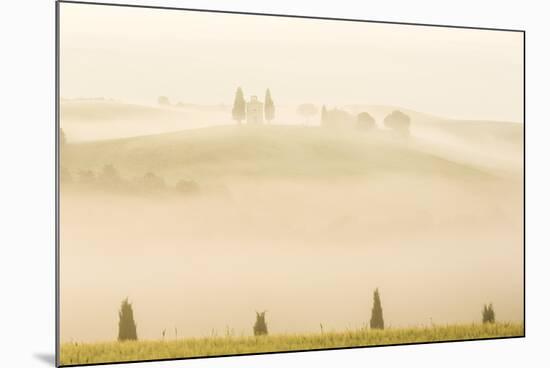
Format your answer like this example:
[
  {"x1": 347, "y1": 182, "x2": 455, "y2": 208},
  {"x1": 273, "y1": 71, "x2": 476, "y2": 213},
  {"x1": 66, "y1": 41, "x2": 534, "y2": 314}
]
[
  {"x1": 253, "y1": 311, "x2": 268, "y2": 336},
  {"x1": 482, "y1": 303, "x2": 495, "y2": 324}
]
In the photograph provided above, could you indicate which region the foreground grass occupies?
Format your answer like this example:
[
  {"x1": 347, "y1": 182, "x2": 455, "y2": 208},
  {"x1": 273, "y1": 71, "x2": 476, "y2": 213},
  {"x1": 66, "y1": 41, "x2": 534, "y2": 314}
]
[{"x1": 60, "y1": 322, "x2": 523, "y2": 365}]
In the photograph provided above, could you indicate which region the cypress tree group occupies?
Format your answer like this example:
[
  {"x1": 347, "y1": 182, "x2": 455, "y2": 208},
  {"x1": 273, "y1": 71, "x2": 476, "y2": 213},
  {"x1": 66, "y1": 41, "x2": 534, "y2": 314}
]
[
  {"x1": 370, "y1": 288, "x2": 384, "y2": 330},
  {"x1": 232, "y1": 87, "x2": 246, "y2": 124},
  {"x1": 482, "y1": 303, "x2": 495, "y2": 324},
  {"x1": 118, "y1": 298, "x2": 138, "y2": 341},
  {"x1": 264, "y1": 88, "x2": 275, "y2": 123},
  {"x1": 253, "y1": 311, "x2": 268, "y2": 336}
]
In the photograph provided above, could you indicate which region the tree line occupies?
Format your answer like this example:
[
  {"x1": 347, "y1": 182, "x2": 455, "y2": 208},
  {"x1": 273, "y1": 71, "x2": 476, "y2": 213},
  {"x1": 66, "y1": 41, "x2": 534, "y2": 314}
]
[
  {"x1": 60, "y1": 163, "x2": 199, "y2": 196},
  {"x1": 321, "y1": 106, "x2": 411, "y2": 137},
  {"x1": 229, "y1": 87, "x2": 411, "y2": 137},
  {"x1": 116, "y1": 289, "x2": 497, "y2": 342}
]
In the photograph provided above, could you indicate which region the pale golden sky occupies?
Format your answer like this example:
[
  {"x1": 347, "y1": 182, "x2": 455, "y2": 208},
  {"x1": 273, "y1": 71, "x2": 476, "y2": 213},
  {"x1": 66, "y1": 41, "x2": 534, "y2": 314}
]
[{"x1": 60, "y1": 3, "x2": 523, "y2": 122}]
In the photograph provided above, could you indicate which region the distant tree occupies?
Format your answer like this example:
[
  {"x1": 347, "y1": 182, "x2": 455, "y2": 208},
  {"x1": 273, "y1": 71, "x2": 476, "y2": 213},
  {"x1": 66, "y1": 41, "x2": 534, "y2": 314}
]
[
  {"x1": 264, "y1": 89, "x2": 275, "y2": 123},
  {"x1": 118, "y1": 298, "x2": 138, "y2": 341},
  {"x1": 157, "y1": 96, "x2": 170, "y2": 106},
  {"x1": 253, "y1": 311, "x2": 268, "y2": 336},
  {"x1": 383, "y1": 110, "x2": 411, "y2": 137},
  {"x1": 232, "y1": 87, "x2": 246, "y2": 124},
  {"x1": 356, "y1": 112, "x2": 376, "y2": 131},
  {"x1": 141, "y1": 172, "x2": 166, "y2": 192},
  {"x1": 370, "y1": 288, "x2": 384, "y2": 330},
  {"x1": 321, "y1": 105, "x2": 327, "y2": 126},
  {"x1": 322, "y1": 107, "x2": 354, "y2": 128},
  {"x1": 296, "y1": 103, "x2": 318, "y2": 124},
  {"x1": 102, "y1": 164, "x2": 118, "y2": 178},
  {"x1": 175, "y1": 179, "x2": 200, "y2": 194},
  {"x1": 98, "y1": 164, "x2": 123, "y2": 189},
  {"x1": 60, "y1": 167, "x2": 72, "y2": 183},
  {"x1": 60, "y1": 128, "x2": 67, "y2": 147},
  {"x1": 175, "y1": 101, "x2": 185, "y2": 108},
  {"x1": 482, "y1": 304, "x2": 495, "y2": 324},
  {"x1": 77, "y1": 169, "x2": 95, "y2": 185}
]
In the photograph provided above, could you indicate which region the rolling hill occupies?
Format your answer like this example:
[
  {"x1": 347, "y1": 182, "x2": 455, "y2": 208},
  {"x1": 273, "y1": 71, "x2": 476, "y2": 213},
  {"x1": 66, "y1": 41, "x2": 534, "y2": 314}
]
[{"x1": 61, "y1": 124, "x2": 496, "y2": 184}]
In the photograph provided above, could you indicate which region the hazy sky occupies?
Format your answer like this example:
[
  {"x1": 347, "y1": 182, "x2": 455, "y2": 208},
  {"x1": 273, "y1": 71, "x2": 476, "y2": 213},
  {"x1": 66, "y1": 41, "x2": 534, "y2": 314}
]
[{"x1": 60, "y1": 3, "x2": 523, "y2": 122}]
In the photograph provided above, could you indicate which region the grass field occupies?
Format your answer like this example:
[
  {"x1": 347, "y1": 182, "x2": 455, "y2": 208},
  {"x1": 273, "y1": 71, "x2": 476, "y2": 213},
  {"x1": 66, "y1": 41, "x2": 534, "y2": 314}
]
[{"x1": 60, "y1": 322, "x2": 523, "y2": 365}]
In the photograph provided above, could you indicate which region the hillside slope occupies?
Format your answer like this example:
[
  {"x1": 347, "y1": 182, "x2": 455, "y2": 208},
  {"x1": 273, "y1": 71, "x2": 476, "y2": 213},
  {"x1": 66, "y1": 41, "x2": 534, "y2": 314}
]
[{"x1": 61, "y1": 125, "x2": 495, "y2": 183}]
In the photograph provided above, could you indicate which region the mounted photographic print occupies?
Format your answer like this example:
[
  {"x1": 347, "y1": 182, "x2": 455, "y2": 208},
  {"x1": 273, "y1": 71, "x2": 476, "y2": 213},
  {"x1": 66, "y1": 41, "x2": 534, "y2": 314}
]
[{"x1": 56, "y1": 1, "x2": 525, "y2": 366}]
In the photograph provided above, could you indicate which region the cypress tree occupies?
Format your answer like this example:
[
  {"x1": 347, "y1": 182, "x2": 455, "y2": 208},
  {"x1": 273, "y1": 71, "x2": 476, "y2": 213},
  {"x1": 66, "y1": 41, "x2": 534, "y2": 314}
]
[
  {"x1": 264, "y1": 88, "x2": 275, "y2": 123},
  {"x1": 232, "y1": 87, "x2": 246, "y2": 124},
  {"x1": 253, "y1": 311, "x2": 268, "y2": 336},
  {"x1": 370, "y1": 288, "x2": 384, "y2": 330},
  {"x1": 118, "y1": 298, "x2": 138, "y2": 341}
]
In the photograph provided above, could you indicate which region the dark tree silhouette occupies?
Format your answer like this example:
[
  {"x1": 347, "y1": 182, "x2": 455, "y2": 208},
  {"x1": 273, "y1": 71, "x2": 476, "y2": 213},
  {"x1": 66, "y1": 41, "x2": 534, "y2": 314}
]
[
  {"x1": 482, "y1": 304, "x2": 495, "y2": 324},
  {"x1": 356, "y1": 112, "x2": 376, "y2": 131},
  {"x1": 118, "y1": 298, "x2": 138, "y2": 341},
  {"x1": 264, "y1": 89, "x2": 275, "y2": 123},
  {"x1": 232, "y1": 87, "x2": 246, "y2": 124},
  {"x1": 253, "y1": 311, "x2": 268, "y2": 336},
  {"x1": 370, "y1": 288, "x2": 384, "y2": 330},
  {"x1": 383, "y1": 110, "x2": 411, "y2": 137},
  {"x1": 296, "y1": 103, "x2": 318, "y2": 124}
]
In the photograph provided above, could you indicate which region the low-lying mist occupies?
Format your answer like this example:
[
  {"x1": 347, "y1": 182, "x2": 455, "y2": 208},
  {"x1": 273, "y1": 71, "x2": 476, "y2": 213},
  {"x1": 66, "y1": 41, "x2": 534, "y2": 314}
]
[
  {"x1": 60, "y1": 173, "x2": 523, "y2": 343},
  {"x1": 59, "y1": 100, "x2": 523, "y2": 343}
]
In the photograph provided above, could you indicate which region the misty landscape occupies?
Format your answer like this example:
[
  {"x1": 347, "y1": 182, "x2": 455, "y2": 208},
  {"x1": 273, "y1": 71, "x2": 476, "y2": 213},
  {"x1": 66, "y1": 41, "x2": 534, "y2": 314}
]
[
  {"x1": 58, "y1": 3, "x2": 523, "y2": 364},
  {"x1": 59, "y1": 93, "x2": 523, "y2": 342}
]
